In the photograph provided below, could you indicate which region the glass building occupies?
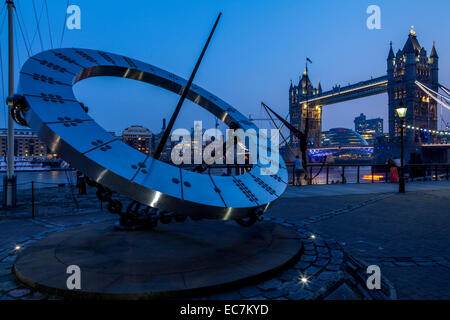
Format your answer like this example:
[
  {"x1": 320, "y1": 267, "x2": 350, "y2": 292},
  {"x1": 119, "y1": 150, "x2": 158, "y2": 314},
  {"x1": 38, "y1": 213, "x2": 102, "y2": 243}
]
[
  {"x1": 321, "y1": 128, "x2": 368, "y2": 147},
  {"x1": 354, "y1": 113, "x2": 383, "y2": 145}
]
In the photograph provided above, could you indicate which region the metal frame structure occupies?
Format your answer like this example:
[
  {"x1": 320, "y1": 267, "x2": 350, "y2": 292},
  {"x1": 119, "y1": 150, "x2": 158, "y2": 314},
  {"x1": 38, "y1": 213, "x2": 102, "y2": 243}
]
[{"x1": 12, "y1": 48, "x2": 287, "y2": 222}]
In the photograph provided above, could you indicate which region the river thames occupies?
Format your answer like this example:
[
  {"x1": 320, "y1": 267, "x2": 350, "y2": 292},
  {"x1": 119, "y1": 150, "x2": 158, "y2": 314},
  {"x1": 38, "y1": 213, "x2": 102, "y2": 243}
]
[
  {"x1": 0, "y1": 166, "x2": 387, "y2": 191},
  {"x1": 0, "y1": 170, "x2": 77, "y2": 190}
]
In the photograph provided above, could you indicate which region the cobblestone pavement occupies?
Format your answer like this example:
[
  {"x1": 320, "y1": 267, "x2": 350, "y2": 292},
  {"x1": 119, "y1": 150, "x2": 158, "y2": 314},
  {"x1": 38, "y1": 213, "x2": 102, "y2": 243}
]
[
  {"x1": 0, "y1": 214, "x2": 392, "y2": 300},
  {"x1": 0, "y1": 181, "x2": 449, "y2": 300},
  {"x1": 269, "y1": 183, "x2": 450, "y2": 300},
  {"x1": 0, "y1": 185, "x2": 129, "y2": 220}
]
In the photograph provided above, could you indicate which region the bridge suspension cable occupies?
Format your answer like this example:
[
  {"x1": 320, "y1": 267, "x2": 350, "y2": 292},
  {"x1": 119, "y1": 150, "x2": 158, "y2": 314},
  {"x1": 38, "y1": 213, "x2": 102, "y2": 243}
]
[
  {"x1": 415, "y1": 81, "x2": 450, "y2": 103},
  {"x1": 440, "y1": 85, "x2": 450, "y2": 98},
  {"x1": 415, "y1": 81, "x2": 450, "y2": 111}
]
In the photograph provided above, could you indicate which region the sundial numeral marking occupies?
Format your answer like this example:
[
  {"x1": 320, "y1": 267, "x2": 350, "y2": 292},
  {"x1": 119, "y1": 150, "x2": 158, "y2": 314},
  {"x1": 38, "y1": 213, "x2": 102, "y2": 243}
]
[
  {"x1": 45, "y1": 117, "x2": 90, "y2": 126},
  {"x1": 269, "y1": 173, "x2": 283, "y2": 183},
  {"x1": 97, "y1": 51, "x2": 116, "y2": 65},
  {"x1": 52, "y1": 52, "x2": 85, "y2": 69},
  {"x1": 74, "y1": 49, "x2": 98, "y2": 64},
  {"x1": 39, "y1": 93, "x2": 65, "y2": 103},
  {"x1": 232, "y1": 177, "x2": 259, "y2": 204},
  {"x1": 32, "y1": 57, "x2": 75, "y2": 75},
  {"x1": 130, "y1": 163, "x2": 148, "y2": 174},
  {"x1": 82, "y1": 138, "x2": 118, "y2": 155},
  {"x1": 23, "y1": 72, "x2": 68, "y2": 86},
  {"x1": 123, "y1": 57, "x2": 137, "y2": 68},
  {"x1": 249, "y1": 173, "x2": 277, "y2": 196}
]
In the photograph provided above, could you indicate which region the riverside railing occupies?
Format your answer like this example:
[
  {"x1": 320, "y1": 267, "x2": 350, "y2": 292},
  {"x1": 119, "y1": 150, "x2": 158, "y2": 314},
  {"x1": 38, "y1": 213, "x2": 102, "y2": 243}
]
[
  {"x1": 1, "y1": 164, "x2": 448, "y2": 219},
  {"x1": 180, "y1": 163, "x2": 450, "y2": 186},
  {"x1": 284, "y1": 163, "x2": 449, "y2": 185}
]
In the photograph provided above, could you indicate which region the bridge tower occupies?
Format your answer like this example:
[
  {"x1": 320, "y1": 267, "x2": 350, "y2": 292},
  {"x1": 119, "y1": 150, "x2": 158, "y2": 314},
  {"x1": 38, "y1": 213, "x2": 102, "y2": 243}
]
[
  {"x1": 387, "y1": 27, "x2": 439, "y2": 154},
  {"x1": 289, "y1": 65, "x2": 323, "y2": 152}
]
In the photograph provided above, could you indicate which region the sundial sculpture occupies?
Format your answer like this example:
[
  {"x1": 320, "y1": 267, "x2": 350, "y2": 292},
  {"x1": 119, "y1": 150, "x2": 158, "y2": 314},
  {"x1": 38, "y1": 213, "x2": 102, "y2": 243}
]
[{"x1": 8, "y1": 14, "x2": 288, "y2": 229}]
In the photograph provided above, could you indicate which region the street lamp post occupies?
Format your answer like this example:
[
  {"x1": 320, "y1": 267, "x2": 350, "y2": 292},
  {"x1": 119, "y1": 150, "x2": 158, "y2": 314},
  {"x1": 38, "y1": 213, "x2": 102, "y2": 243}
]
[
  {"x1": 396, "y1": 103, "x2": 407, "y2": 193},
  {"x1": 3, "y1": 0, "x2": 16, "y2": 208}
]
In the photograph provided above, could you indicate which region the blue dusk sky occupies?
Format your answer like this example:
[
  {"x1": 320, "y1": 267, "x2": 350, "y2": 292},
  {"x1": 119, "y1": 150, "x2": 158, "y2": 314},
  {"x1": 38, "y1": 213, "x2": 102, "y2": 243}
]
[{"x1": 1, "y1": 0, "x2": 449, "y2": 135}]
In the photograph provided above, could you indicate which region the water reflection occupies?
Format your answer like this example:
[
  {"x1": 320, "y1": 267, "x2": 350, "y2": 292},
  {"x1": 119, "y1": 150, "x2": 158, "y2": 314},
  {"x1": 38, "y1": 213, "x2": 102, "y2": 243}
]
[{"x1": 0, "y1": 170, "x2": 77, "y2": 190}]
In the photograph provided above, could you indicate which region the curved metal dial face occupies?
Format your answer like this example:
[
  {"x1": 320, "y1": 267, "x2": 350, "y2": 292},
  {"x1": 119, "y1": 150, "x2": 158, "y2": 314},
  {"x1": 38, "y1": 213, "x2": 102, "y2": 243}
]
[{"x1": 17, "y1": 48, "x2": 287, "y2": 220}]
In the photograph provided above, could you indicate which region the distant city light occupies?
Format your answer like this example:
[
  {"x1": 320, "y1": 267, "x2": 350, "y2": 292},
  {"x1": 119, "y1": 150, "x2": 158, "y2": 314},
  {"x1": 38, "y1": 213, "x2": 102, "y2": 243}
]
[
  {"x1": 362, "y1": 174, "x2": 384, "y2": 181},
  {"x1": 14, "y1": 245, "x2": 21, "y2": 251},
  {"x1": 310, "y1": 234, "x2": 316, "y2": 239}
]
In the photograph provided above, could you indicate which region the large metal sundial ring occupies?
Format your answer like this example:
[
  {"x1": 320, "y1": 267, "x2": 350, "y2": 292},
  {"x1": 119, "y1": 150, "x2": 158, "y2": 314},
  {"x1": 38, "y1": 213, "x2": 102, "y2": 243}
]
[{"x1": 17, "y1": 48, "x2": 288, "y2": 220}]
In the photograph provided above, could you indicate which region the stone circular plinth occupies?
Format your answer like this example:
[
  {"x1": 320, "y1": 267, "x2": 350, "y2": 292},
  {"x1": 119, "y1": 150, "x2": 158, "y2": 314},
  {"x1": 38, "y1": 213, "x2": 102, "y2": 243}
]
[{"x1": 13, "y1": 220, "x2": 301, "y2": 299}]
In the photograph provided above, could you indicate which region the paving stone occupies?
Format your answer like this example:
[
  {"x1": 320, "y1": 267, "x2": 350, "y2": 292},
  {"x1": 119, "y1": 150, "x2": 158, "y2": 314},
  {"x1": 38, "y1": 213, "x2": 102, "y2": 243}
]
[
  {"x1": 280, "y1": 281, "x2": 302, "y2": 294},
  {"x1": 317, "y1": 271, "x2": 340, "y2": 282},
  {"x1": 379, "y1": 257, "x2": 396, "y2": 262},
  {"x1": 0, "y1": 262, "x2": 11, "y2": 269},
  {"x1": 416, "y1": 262, "x2": 436, "y2": 267},
  {"x1": 0, "y1": 273, "x2": 15, "y2": 283},
  {"x1": 22, "y1": 291, "x2": 48, "y2": 300},
  {"x1": 314, "y1": 259, "x2": 329, "y2": 267},
  {"x1": 245, "y1": 296, "x2": 266, "y2": 300},
  {"x1": 208, "y1": 291, "x2": 242, "y2": 300},
  {"x1": 238, "y1": 286, "x2": 262, "y2": 298},
  {"x1": 7, "y1": 288, "x2": 31, "y2": 298},
  {"x1": 329, "y1": 257, "x2": 343, "y2": 265},
  {"x1": 436, "y1": 261, "x2": 450, "y2": 268},
  {"x1": 305, "y1": 279, "x2": 326, "y2": 292},
  {"x1": 430, "y1": 257, "x2": 448, "y2": 263},
  {"x1": 294, "y1": 261, "x2": 311, "y2": 270},
  {"x1": 257, "y1": 279, "x2": 283, "y2": 291},
  {"x1": 316, "y1": 246, "x2": 329, "y2": 254},
  {"x1": 262, "y1": 289, "x2": 286, "y2": 299},
  {"x1": 412, "y1": 257, "x2": 431, "y2": 262},
  {"x1": 324, "y1": 283, "x2": 361, "y2": 300},
  {"x1": 286, "y1": 289, "x2": 312, "y2": 300},
  {"x1": 1, "y1": 255, "x2": 16, "y2": 264},
  {"x1": 394, "y1": 262, "x2": 416, "y2": 267},
  {"x1": 301, "y1": 255, "x2": 316, "y2": 263},
  {"x1": 0, "y1": 280, "x2": 19, "y2": 292},
  {"x1": 380, "y1": 262, "x2": 395, "y2": 267},
  {"x1": 279, "y1": 269, "x2": 299, "y2": 281},
  {"x1": 304, "y1": 266, "x2": 322, "y2": 276},
  {"x1": 280, "y1": 223, "x2": 292, "y2": 228},
  {"x1": 314, "y1": 240, "x2": 326, "y2": 247},
  {"x1": 0, "y1": 268, "x2": 11, "y2": 277},
  {"x1": 325, "y1": 264, "x2": 341, "y2": 271}
]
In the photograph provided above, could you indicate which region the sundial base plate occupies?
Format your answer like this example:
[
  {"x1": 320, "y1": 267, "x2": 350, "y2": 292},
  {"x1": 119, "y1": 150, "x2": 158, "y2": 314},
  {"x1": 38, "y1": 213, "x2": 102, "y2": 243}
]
[{"x1": 13, "y1": 219, "x2": 301, "y2": 299}]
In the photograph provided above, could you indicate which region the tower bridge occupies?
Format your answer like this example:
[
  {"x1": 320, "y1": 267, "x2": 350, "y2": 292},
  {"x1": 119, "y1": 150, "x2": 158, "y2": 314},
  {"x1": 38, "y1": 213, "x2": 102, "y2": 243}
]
[
  {"x1": 299, "y1": 75, "x2": 388, "y2": 107},
  {"x1": 289, "y1": 27, "x2": 443, "y2": 156}
]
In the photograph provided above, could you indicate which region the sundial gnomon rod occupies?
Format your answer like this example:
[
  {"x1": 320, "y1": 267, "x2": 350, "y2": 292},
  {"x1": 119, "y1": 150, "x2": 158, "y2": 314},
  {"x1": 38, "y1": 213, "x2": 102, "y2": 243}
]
[{"x1": 153, "y1": 12, "x2": 222, "y2": 160}]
